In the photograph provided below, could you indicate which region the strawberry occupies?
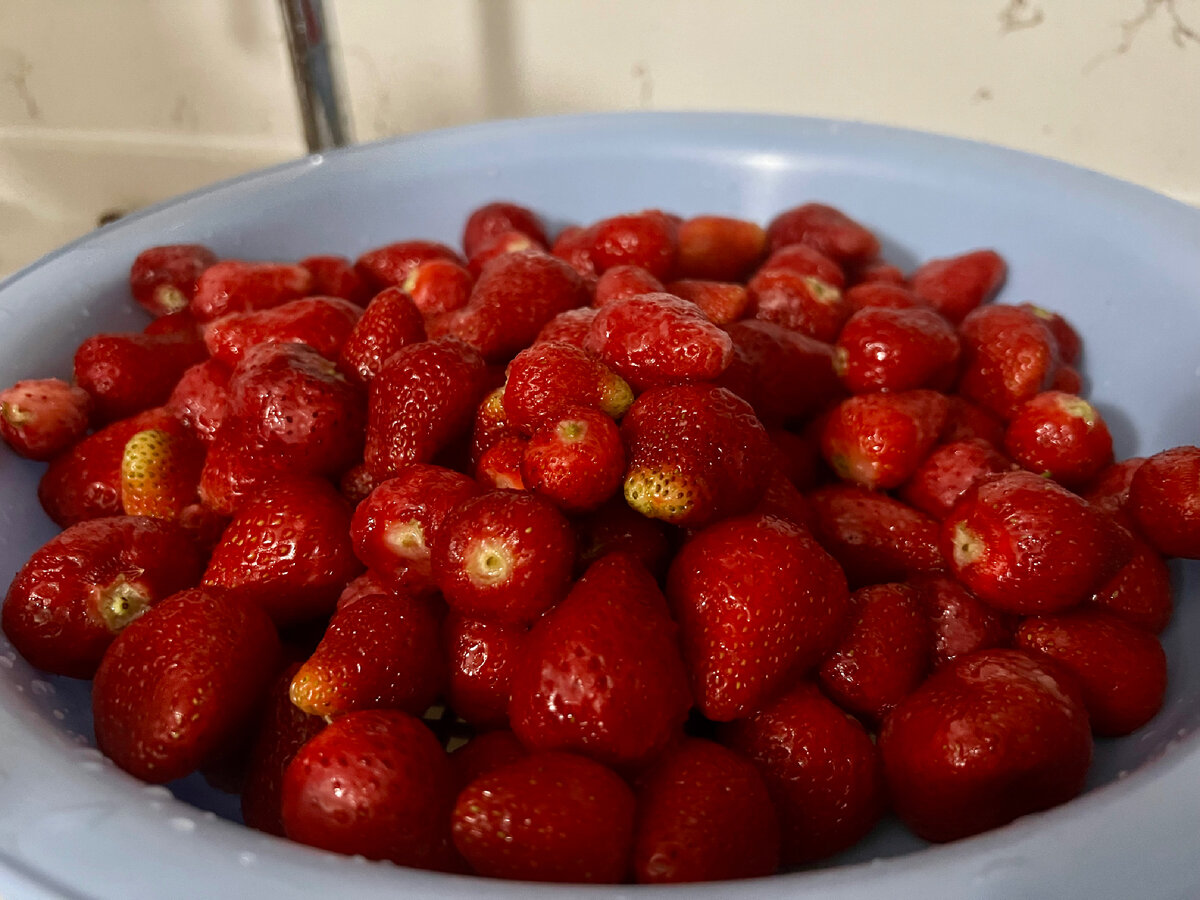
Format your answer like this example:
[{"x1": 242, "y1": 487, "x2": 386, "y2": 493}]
[
  {"x1": 752, "y1": 460, "x2": 817, "y2": 531},
  {"x1": 632, "y1": 737, "x2": 779, "y2": 883},
  {"x1": 908, "y1": 572, "x2": 1015, "y2": 668},
  {"x1": 767, "y1": 424, "x2": 824, "y2": 491},
  {"x1": 508, "y1": 553, "x2": 692, "y2": 767},
  {"x1": 466, "y1": 230, "x2": 546, "y2": 278},
  {"x1": 551, "y1": 224, "x2": 598, "y2": 278},
  {"x1": 718, "y1": 319, "x2": 843, "y2": 424},
  {"x1": 336, "y1": 286, "x2": 427, "y2": 388},
  {"x1": 766, "y1": 202, "x2": 880, "y2": 266},
  {"x1": 120, "y1": 422, "x2": 205, "y2": 519},
  {"x1": 898, "y1": 437, "x2": 1014, "y2": 520},
  {"x1": 587, "y1": 210, "x2": 679, "y2": 281},
  {"x1": 879, "y1": 648, "x2": 1092, "y2": 843},
  {"x1": 350, "y1": 463, "x2": 481, "y2": 590},
  {"x1": 503, "y1": 341, "x2": 633, "y2": 434},
  {"x1": 941, "y1": 395, "x2": 1007, "y2": 447},
  {"x1": 942, "y1": 470, "x2": 1133, "y2": 614},
  {"x1": 719, "y1": 681, "x2": 885, "y2": 864},
  {"x1": 354, "y1": 239, "x2": 463, "y2": 292},
  {"x1": 165, "y1": 358, "x2": 231, "y2": 442},
  {"x1": 433, "y1": 489, "x2": 576, "y2": 625},
  {"x1": 584, "y1": 292, "x2": 734, "y2": 391},
  {"x1": 760, "y1": 242, "x2": 845, "y2": 287},
  {"x1": 521, "y1": 406, "x2": 625, "y2": 513},
  {"x1": 462, "y1": 201, "x2": 548, "y2": 258},
  {"x1": 818, "y1": 583, "x2": 932, "y2": 723},
  {"x1": 401, "y1": 259, "x2": 474, "y2": 316},
  {"x1": 281, "y1": 709, "x2": 458, "y2": 870},
  {"x1": 843, "y1": 281, "x2": 925, "y2": 311},
  {"x1": 202, "y1": 296, "x2": 362, "y2": 366},
  {"x1": 847, "y1": 260, "x2": 906, "y2": 287},
  {"x1": 593, "y1": 265, "x2": 664, "y2": 306},
  {"x1": 665, "y1": 279, "x2": 751, "y2": 324},
  {"x1": 289, "y1": 591, "x2": 445, "y2": 718},
  {"x1": 1126, "y1": 445, "x2": 1200, "y2": 559},
  {"x1": 202, "y1": 477, "x2": 362, "y2": 626},
  {"x1": 0, "y1": 378, "x2": 92, "y2": 460},
  {"x1": 622, "y1": 384, "x2": 771, "y2": 528},
  {"x1": 129, "y1": 244, "x2": 217, "y2": 317},
  {"x1": 442, "y1": 251, "x2": 590, "y2": 363},
  {"x1": 1082, "y1": 534, "x2": 1173, "y2": 633},
  {"x1": 335, "y1": 570, "x2": 394, "y2": 609},
  {"x1": 443, "y1": 612, "x2": 528, "y2": 729},
  {"x1": 957, "y1": 304, "x2": 1061, "y2": 420},
  {"x1": 820, "y1": 389, "x2": 950, "y2": 490},
  {"x1": 574, "y1": 495, "x2": 674, "y2": 580},
  {"x1": 833, "y1": 305, "x2": 960, "y2": 394},
  {"x1": 92, "y1": 587, "x2": 281, "y2": 783},
  {"x1": 364, "y1": 337, "x2": 490, "y2": 481},
  {"x1": 667, "y1": 514, "x2": 850, "y2": 721},
  {"x1": 190, "y1": 259, "x2": 313, "y2": 322},
  {"x1": 1015, "y1": 610, "x2": 1167, "y2": 736},
  {"x1": 142, "y1": 308, "x2": 203, "y2": 338},
  {"x1": 675, "y1": 214, "x2": 766, "y2": 282},
  {"x1": 451, "y1": 751, "x2": 636, "y2": 883},
  {"x1": 474, "y1": 432, "x2": 528, "y2": 490},
  {"x1": 807, "y1": 485, "x2": 945, "y2": 587},
  {"x1": 910, "y1": 248, "x2": 1007, "y2": 323},
  {"x1": 449, "y1": 729, "x2": 529, "y2": 789},
  {"x1": 298, "y1": 254, "x2": 372, "y2": 305},
  {"x1": 469, "y1": 386, "x2": 509, "y2": 468},
  {"x1": 531, "y1": 306, "x2": 597, "y2": 349},
  {"x1": 748, "y1": 267, "x2": 850, "y2": 342},
  {"x1": 1051, "y1": 364, "x2": 1085, "y2": 395},
  {"x1": 1020, "y1": 303, "x2": 1082, "y2": 365},
  {"x1": 2, "y1": 516, "x2": 203, "y2": 678},
  {"x1": 74, "y1": 330, "x2": 207, "y2": 423},
  {"x1": 1003, "y1": 391, "x2": 1114, "y2": 487}
]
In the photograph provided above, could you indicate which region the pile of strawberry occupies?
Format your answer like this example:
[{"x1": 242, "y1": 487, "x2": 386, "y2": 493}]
[{"x1": 1, "y1": 200, "x2": 1197, "y2": 884}]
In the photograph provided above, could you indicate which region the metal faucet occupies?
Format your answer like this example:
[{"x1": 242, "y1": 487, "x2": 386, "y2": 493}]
[{"x1": 278, "y1": 0, "x2": 353, "y2": 152}]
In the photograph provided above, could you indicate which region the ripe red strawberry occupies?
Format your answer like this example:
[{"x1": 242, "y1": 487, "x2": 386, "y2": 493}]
[
  {"x1": 667, "y1": 514, "x2": 849, "y2": 721},
  {"x1": 584, "y1": 292, "x2": 734, "y2": 391},
  {"x1": 574, "y1": 495, "x2": 674, "y2": 580},
  {"x1": 1083, "y1": 534, "x2": 1173, "y2": 633},
  {"x1": 909, "y1": 572, "x2": 1015, "y2": 668},
  {"x1": 807, "y1": 485, "x2": 945, "y2": 587},
  {"x1": 899, "y1": 437, "x2": 1014, "y2": 520},
  {"x1": 941, "y1": 395, "x2": 1007, "y2": 447},
  {"x1": 202, "y1": 477, "x2": 362, "y2": 626},
  {"x1": 760, "y1": 242, "x2": 845, "y2": 287},
  {"x1": 2, "y1": 516, "x2": 203, "y2": 678},
  {"x1": 469, "y1": 386, "x2": 509, "y2": 468},
  {"x1": 509, "y1": 553, "x2": 692, "y2": 767},
  {"x1": 957, "y1": 304, "x2": 1061, "y2": 420},
  {"x1": 767, "y1": 425, "x2": 824, "y2": 491},
  {"x1": 586, "y1": 210, "x2": 679, "y2": 281},
  {"x1": 433, "y1": 490, "x2": 576, "y2": 625},
  {"x1": 718, "y1": 319, "x2": 843, "y2": 424},
  {"x1": 39, "y1": 406, "x2": 179, "y2": 527},
  {"x1": 129, "y1": 244, "x2": 217, "y2": 317},
  {"x1": 282, "y1": 709, "x2": 458, "y2": 870},
  {"x1": 74, "y1": 330, "x2": 207, "y2": 423},
  {"x1": 1126, "y1": 446, "x2": 1200, "y2": 559},
  {"x1": 202, "y1": 296, "x2": 362, "y2": 366},
  {"x1": 443, "y1": 612, "x2": 528, "y2": 728},
  {"x1": 299, "y1": 254, "x2": 372, "y2": 305},
  {"x1": 551, "y1": 224, "x2": 598, "y2": 278},
  {"x1": 879, "y1": 648, "x2": 1092, "y2": 843},
  {"x1": 833, "y1": 305, "x2": 960, "y2": 394},
  {"x1": 466, "y1": 231, "x2": 546, "y2": 277},
  {"x1": 532, "y1": 306, "x2": 597, "y2": 349},
  {"x1": 462, "y1": 201, "x2": 548, "y2": 258},
  {"x1": 289, "y1": 592, "x2": 445, "y2": 718},
  {"x1": 401, "y1": 258, "x2": 474, "y2": 316},
  {"x1": 240, "y1": 662, "x2": 327, "y2": 836},
  {"x1": 753, "y1": 459, "x2": 817, "y2": 531},
  {"x1": 632, "y1": 737, "x2": 779, "y2": 884},
  {"x1": 336, "y1": 286, "x2": 427, "y2": 388},
  {"x1": 593, "y1": 265, "x2": 665, "y2": 306},
  {"x1": 335, "y1": 570, "x2": 394, "y2": 609},
  {"x1": 847, "y1": 260, "x2": 906, "y2": 287},
  {"x1": 521, "y1": 407, "x2": 625, "y2": 513},
  {"x1": 442, "y1": 251, "x2": 590, "y2": 363},
  {"x1": 364, "y1": 337, "x2": 490, "y2": 481},
  {"x1": 766, "y1": 202, "x2": 881, "y2": 266},
  {"x1": 1015, "y1": 610, "x2": 1167, "y2": 736},
  {"x1": 675, "y1": 214, "x2": 766, "y2": 282},
  {"x1": 474, "y1": 432, "x2": 527, "y2": 490},
  {"x1": 748, "y1": 268, "x2": 850, "y2": 342},
  {"x1": 1020, "y1": 303, "x2": 1082, "y2": 365},
  {"x1": 820, "y1": 389, "x2": 950, "y2": 490},
  {"x1": 503, "y1": 341, "x2": 633, "y2": 434},
  {"x1": 142, "y1": 308, "x2": 203, "y2": 339},
  {"x1": 0, "y1": 378, "x2": 92, "y2": 460},
  {"x1": 910, "y1": 248, "x2": 1007, "y2": 323},
  {"x1": 451, "y1": 751, "x2": 636, "y2": 883},
  {"x1": 351, "y1": 463, "x2": 481, "y2": 590},
  {"x1": 818, "y1": 583, "x2": 932, "y2": 723},
  {"x1": 354, "y1": 239, "x2": 463, "y2": 291},
  {"x1": 93, "y1": 587, "x2": 281, "y2": 783},
  {"x1": 1051, "y1": 364, "x2": 1084, "y2": 394},
  {"x1": 942, "y1": 470, "x2": 1133, "y2": 614},
  {"x1": 166, "y1": 358, "x2": 231, "y2": 442},
  {"x1": 720, "y1": 681, "x2": 885, "y2": 864},
  {"x1": 449, "y1": 729, "x2": 529, "y2": 789},
  {"x1": 843, "y1": 281, "x2": 925, "y2": 311},
  {"x1": 190, "y1": 259, "x2": 313, "y2": 321},
  {"x1": 1003, "y1": 391, "x2": 1114, "y2": 487},
  {"x1": 666, "y1": 279, "x2": 751, "y2": 324},
  {"x1": 622, "y1": 384, "x2": 771, "y2": 528},
  {"x1": 120, "y1": 422, "x2": 205, "y2": 519}
]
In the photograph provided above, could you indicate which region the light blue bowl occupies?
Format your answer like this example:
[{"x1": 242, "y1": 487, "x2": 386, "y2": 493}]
[{"x1": 1, "y1": 113, "x2": 1198, "y2": 899}]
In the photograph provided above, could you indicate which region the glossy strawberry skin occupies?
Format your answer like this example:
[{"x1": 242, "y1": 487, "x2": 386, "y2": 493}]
[
  {"x1": 509, "y1": 553, "x2": 692, "y2": 768},
  {"x1": 202, "y1": 477, "x2": 362, "y2": 626},
  {"x1": 666, "y1": 279, "x2": 751, "y2": 325},
  {"x1": 847, "y1": 260, "x2": 907, "y2": 287},
  {"x1": 452, "y1": 751, "x2": 636, "y2": 883},
  {"x1": 3, "y1": 516, "x2": 203, "y2": 678},
  {"x1": 1127, "y1": 446, "x2": 1200, "y2": 559},
  {"x1": 1020, "y1": 303, "x2": 1082, "y2": 365},
  {"x1": 282, "y1": 709, "x2": 458, "y2": 870},
  {"x1": 299, "y1": 254, "x2": 373, "y2": 305},
  {"x1": 833, "y1": 305, "x2": 960, "y2": 394},
  {"x1": 443, "y1": 612, "x2": 528, "y2": 729},
  {"x1": 942, "y1": 470, "x2": 1133, "y2": 614},
  {"x1": 399, "y1": 258, "x2": 473, "y2": 317},
  {"x1": 166, "y1": 359, "x2": 231, "y2": 443},
  {"x1": 766, "y1": 202, "x2": 880, "y2": 267},
  {"x1": 92, "y1": 587, "x2": 281, "y2": 783},
  {"x1": 503, "y1": 341, "x2": 633, "y2": 434},
  {"x1": 957, "y1": 304, "x2": 1061, "y2": 421},
  {"x1": 941, "y1": 395, "x2": 1007, "y2": 448},
  {"x1": 667, "y1": 514, "x2": 849, "y2": 721},
  {"x1": 720, "y1": 681, "x2": 885, "y2": 865},
  {"x1": 532, "y1": 306, "x2": 597, "y2": 349},
  {"x1": 74, "y1": 331, "x2": 208, "y2": 423},
  {"x1": 879, "y1": 649, "x2": 1092, "y2": 843},
  {"x1": 364, "y1": 337, "x2": 490, "y2": 481},
  {"x1": 587, "y1": 210, "x2": 679, "y2": 281},
  {"x1": 899, "y1": 438, "x2": 1014, "y2": 520},
  {"x1": 0, "y1": 378, "x2": 92, "y2": 460},
  {"x1": 760, "y1": 241, "x2": 846, "y2": 287},
  {"x1": 1081, "y1": 457, "x2": 1145, "y2": 526},
  {"x1": 474, "y1": 432, "x2": 527, "y2": 491},
  {"x1": 129, "y1": 244, "x2": 218, "y2": 317},
  {"x1": 910, "y1": 248, "x2": 1007, "y2": 323},
  {"x1": 336, "y1": 287, "x2": 427, "y2": 388},
  {"x1": 908, "y1": 572, "x2": 1015, "y2": 668},
  {"x1": 1082, "y1": 535, "x2": 1173, "y2": 633},
  {"x1": 190, "y1": 260, "x2": 313, "y2": 322},
  {"x1": 449, "y1": 729, "x2": 529, "y2": 790},
  {"x1": 633, "y1": 738, "x2": 779, "y2": 884},
  {"x1": 354, "y1": 239, "x2": 463, "y2": 292},
  {"x1": 462, "y1": 201, "x2": 548, "y2": 258},
  {"x1": 676, "y1": 215, "x2": 767, "y2": 282},
  {"x1": 593, "y1": 265, "x2": 665, "y2": 306},
  {"x1": 1003, "y1": 391, "x2": 1114, "y2": 488},
  {"x1": 820, "y1": 389, "x2": 950, "y2": 490},
  {"x1": 203, "y1": 296, "x2": 362, "y2": 367},
  {"x1": 718, "y1": 319, "x2": 842, "y2": 424},
  {"x1": 843, "y1": 281, "x2": 925, "y2": 311},
  {"x1": 748, "y1": 268, "x2": 849, "y2": 342},
  {"x1": 521, "y1": 407, "x2": 625, "y2": 513},
  {"x1": 1015, "y1": 610, "x2": 1167, "y2": 736}
]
